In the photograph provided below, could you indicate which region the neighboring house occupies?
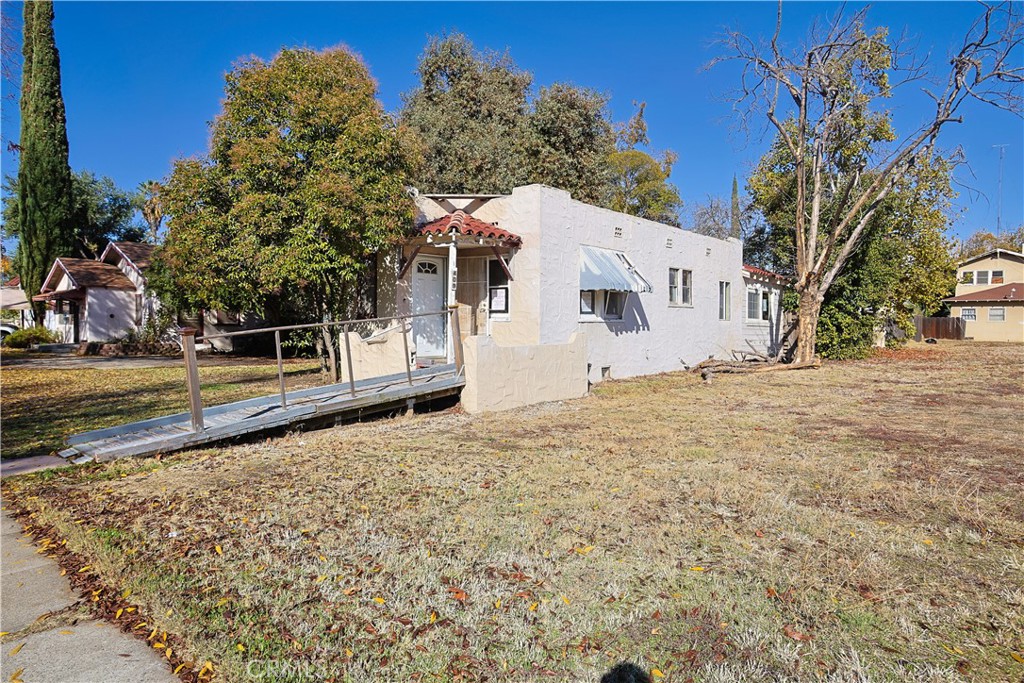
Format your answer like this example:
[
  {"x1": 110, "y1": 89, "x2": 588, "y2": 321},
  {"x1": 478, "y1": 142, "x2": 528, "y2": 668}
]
[
  {"x1": 1, "y1": 276, "x2": 32, "y2": 330},
  {"x1": 943, "y1": 248, "x2": 1024, "y2": 343},
  {"x1": 371, "y1": 184, "x2": 788, "y2": 388},
  {"x1": 33, "y1": 256, "x2": 140, "y2": 343}
]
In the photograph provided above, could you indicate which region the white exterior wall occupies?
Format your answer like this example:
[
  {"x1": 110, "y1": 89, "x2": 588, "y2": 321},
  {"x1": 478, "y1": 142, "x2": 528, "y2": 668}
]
[
  {"x1": 510, "y1": 185, "x2": 745, "y2": 382},
  {"x1": 85, "y1": 289, "x2": 136, "y2": 342},
  {"x1": 402, "y1": 184, "x2": 750, "y2": 388},
  {"x1": 741, "y1": 275, "x2": 787, "y2": 356}
]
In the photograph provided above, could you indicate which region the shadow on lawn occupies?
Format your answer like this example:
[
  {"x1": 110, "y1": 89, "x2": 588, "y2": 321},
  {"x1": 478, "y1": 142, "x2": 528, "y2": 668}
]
[{"x1": 0, "y1": 365, "x2": 322, "y2": 461}]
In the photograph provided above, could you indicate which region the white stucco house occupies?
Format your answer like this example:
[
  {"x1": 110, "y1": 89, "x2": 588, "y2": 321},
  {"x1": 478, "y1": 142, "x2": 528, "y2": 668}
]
[{"x1": 364, "y1": 184, "x2": 788, "y2": 403}]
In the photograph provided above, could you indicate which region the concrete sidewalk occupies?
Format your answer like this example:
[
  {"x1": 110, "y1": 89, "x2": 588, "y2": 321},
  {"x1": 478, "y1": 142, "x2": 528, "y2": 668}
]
[{"x1": 1, "y1": 508, "x2": 176, "y2": 683}]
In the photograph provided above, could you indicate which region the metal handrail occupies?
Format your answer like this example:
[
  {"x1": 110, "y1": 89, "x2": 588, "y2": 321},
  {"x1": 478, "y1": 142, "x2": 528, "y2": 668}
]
[
  {"x1": 180, "y1": 307, "x2": 464, "y2": 434},
  {"x1": 194, "y1": 310, "x2": 447, "y2": 342}
]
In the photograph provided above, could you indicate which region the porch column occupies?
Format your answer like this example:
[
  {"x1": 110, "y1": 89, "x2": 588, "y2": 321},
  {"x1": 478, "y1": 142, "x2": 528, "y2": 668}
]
[{"x1": 447, "y1": 238, "x2": 457, "y2": 363}]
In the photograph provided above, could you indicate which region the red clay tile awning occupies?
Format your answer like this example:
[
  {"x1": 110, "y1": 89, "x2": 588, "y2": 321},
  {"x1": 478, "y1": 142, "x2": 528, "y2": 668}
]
[
  {"x1": 743, "y1": 264, "x2": 790, "y2": 281},
  {"x1": 417, "y1": 210, "x2": 522, "y2": 247},
  {"x1": 943, "y1": 283, "x2": 1023, "y2": 303}
]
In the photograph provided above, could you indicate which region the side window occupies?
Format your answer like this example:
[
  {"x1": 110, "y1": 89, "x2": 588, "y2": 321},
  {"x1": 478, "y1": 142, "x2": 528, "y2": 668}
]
[
  {"x1": 488, "y1": 259, "x2": 509, "y2": 317},
  {"x1": 976, "y1": 271, "x2": 989, "y2": 285},
  {"x1": 992, "y1": 270, "x2": 1004, "y2": 284},
  {"x1": 605, "y1": 291, "x2": 626, "y2": 320},
  {"x1": 961, "y1": 307, "x2": 976, "y2": 321},
  {"x1": 668, "y1": 268, "x2": 680, "y2": 305},
  {"x1": 680, "y1": 270, "x2": 692, "y2": 305},
  {"x1": 761, "y1": 291, "x2": 771, "y2": 321},
  {"x1": 580, "y1": 290, "x2": 596, "y2": 316},
  {"x1": 746, "y1": 289, "x2": 760, "y2": 320},
  {"x1": 718, "y1": 281, "x2": 731, "y2": 320},
  {"x1": 961, "y1": 271, "x2": 974, "y2": 284},
  {"x1": 988, "y1": 307, "x2": 1005, "y2": 322}
]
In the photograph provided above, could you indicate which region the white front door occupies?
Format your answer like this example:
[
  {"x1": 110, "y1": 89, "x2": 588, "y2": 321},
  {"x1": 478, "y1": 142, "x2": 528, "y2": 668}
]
[{"x1": 411, "y1": 256, "x2": 446, "y2": 359}]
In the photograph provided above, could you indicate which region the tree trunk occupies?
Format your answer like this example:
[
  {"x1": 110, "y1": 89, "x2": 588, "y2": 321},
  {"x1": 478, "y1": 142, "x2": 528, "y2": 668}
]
[
  {"x1": 320, "y1": 325, "x2": 339, "y2": 384},
  {"x1": 794, "y1": 286, "x2": 821, "y2": 364}
]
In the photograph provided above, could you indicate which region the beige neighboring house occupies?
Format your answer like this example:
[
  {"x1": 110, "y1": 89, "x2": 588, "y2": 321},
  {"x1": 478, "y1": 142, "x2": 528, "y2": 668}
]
[{"x1": 943, "y1": 248, "x2": 1024, "y2": 343}]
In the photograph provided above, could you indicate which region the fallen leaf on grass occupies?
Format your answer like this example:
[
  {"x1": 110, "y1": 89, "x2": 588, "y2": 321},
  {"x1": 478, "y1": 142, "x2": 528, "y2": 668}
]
[
  {"x1": 783, "y1": 624, "x2": 814, "y2": 642},
  {"x1": 651, "y1": 669, "x2": 665, "y2": 678},
  {"x1": 9, "y1": 667, "x2": 24, "y2": 683},
  {"x1": 448, "y1": 587, "x2": 468, "y2": 603},
  {"x1": 8, "y1": 643, "x2": 24, "y2": 657}
]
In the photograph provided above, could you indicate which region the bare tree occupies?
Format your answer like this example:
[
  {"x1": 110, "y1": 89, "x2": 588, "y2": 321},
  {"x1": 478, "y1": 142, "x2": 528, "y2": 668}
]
[
  {"x1": 712, "y1": 2, "x2": 1023, "y2": 363},
  {"x1": 690, "y1": 195, "x2": 733, "y2": 240}
]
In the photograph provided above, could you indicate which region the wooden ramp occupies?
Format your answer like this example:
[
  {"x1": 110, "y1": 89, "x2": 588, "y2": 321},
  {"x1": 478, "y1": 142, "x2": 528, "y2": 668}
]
[{"x1": 58, "y1": 364, "x2": 464, "y2": 464}]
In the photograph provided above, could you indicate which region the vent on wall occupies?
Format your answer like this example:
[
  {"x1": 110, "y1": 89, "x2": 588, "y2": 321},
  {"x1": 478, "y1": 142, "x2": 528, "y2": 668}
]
[
  {"x1": 601, "y1": 366, "x2": 612, "y2": 380},
  {"x1": 666, "y1": 238, "x2": 673, "y2": 249},
  {"x1": 614, "y1": 226, "x2": 623, "y2": 238}
]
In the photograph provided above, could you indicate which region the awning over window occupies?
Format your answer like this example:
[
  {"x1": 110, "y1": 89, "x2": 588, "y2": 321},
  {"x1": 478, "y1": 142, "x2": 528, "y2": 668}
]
[{"x1": 579, "y1": 246, "x2": 652, "y2": 293}]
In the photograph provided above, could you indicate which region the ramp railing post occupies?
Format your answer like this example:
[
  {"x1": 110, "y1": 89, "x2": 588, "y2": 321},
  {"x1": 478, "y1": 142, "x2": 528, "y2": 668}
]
[
  {"x1": 181, "y1": 328, "x2": 204, "y2": 433},
  {"x1": 449, "y1": 305, "x2": 464, "y2": 376},
  {"x1": 400, "y1": 315, "x2": 413, "y2": 386},
  {"x1": 343, "y1": 323, "x2": 356, "y2": 398},
  {"x1": 275, "y1": 330, "x2": 287, "y2": 409}
]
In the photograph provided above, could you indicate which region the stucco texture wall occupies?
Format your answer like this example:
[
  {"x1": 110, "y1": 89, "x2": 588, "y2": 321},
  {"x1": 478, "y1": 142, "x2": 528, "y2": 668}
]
[
  {"x1": 461, "y1": 333, "x2": 588, "y2": 414},
  {"x1": 522, "y1": 185, "x2": 745, "y2": 383},
  {"x1": 339, "y1": 323, "x2": 413, "y2": 383},
  {"x1": 85, "y1": 289, "x2": 136, "y2": 342},
  {"x1": 951, "y1": 303, "x2": 1024, "y2": 342}
]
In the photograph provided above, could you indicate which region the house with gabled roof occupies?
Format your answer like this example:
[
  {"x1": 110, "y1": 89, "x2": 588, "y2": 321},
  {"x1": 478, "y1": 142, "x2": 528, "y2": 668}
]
[
  {"x1": 943, "y1": 247, "x2": 1024, "y2": 342},
  {"x1": 34, "y1": 253, "x2": 143, "y2": 343}
]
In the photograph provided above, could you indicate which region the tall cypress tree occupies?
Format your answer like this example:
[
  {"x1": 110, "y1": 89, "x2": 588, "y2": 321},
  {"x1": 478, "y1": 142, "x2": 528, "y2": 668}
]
[
  {"x1": 730, "y1": 174, "x2": 741, "y2": 240},
  {"x1": 17, "y1": 0, "x2": 75, "y2": 321}
]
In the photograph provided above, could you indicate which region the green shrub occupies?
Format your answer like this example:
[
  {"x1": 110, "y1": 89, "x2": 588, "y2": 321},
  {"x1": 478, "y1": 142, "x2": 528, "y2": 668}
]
[{"x1": 2, "y1": 326, "x2": 58, "y2": 348}]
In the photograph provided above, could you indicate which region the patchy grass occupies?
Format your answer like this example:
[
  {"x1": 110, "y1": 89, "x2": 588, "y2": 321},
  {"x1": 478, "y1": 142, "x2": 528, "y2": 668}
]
[
  {"x1": 0, "y1": 359, "x2": 320, "y2": 460},
  {"x1": 2, "y1": 342, "x2": 1022, "y2": 682}
]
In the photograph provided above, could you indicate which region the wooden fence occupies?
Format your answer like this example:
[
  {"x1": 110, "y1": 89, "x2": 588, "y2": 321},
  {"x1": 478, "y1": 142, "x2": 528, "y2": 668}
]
[{"x1": 914, "y1": 316, "x2": 965, "y2": 341}]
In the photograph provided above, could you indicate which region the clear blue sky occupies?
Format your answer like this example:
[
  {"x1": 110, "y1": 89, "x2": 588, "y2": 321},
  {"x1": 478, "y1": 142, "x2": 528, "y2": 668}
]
[{"x1": 1, "y1": 1, "x2": 1021, "y2": 243}]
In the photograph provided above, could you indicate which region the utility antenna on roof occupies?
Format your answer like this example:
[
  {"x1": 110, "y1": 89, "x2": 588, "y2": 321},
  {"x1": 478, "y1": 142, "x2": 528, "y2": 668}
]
[{"x1": 993, "y1": 144, "x2": 1007, "y2": 238}]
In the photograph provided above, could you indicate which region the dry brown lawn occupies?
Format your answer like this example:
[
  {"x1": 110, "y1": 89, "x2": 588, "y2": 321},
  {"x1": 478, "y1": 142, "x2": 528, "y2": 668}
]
[{"x1": 2, "y1": 341, "x2": 1022, "y2": 682}]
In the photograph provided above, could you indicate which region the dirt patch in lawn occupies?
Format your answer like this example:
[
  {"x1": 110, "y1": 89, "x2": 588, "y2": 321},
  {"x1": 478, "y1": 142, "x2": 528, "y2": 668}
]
[{"x1": 3, "y1": 341, "x2": 1022, "y2": 682}]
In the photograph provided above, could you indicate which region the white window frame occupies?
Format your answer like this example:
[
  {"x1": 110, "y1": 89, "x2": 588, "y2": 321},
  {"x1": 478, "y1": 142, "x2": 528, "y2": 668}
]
[
  {"x1": 487, "y1": 257, "x2": 510, "y2": 321},
  {"x1": 961, "y1": 271, "x2": 974, "y2": 285},
  {"x1": 746, "y1": 288, "x2": 761, "y2": 321},
  {"x1": 668, "y1": 268, "x2": 681, "y2": 305},
  {"x1": 961, "y1": 307, "x2": 976, "y2": 321},
  {"x1": 988, "y1": 307, "x2": 1005, "y2": 322},
  {"x1": 604, "y1": 291, "x2": 626, "y2": 320},
  {"x1": 992, "y1": 270, "x2": 1004, "y2": 284},
  {"x1": 579, "y1": 290, "x2": 597, "y2": 318},
  {"x1": 761, "y1": 291, "x2": 771, "y2": 321},
  {"x1": 718, "y1": 281, "x2": 731, "y2": 320},
  {"x1": 671, "y1": 270, "x2": 696, "y2": 307},
  {"x1": 976, "y1": 270, "x2": 989, "y2": 286}
]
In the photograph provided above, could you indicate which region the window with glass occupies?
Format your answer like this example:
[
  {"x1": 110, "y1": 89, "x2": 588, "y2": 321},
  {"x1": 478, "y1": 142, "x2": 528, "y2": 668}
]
[
  {"x1": 761, "y1": 292, "x2": 771, "y2": 321},
  {"x1": 679, "y1": 270, "x2": 692, "y2": 305},
  {"x1": 488, "y1": 258, "x2": 510, "y2": 317},
  {"x1": 605, "y1": 291, "x2": 626, "y2": 320},
  {"x1": 580, "y1": 290, "x2": 596, "y2": 316},
  {"x1": 977, "y1": 271, "x2": 989, "y2": 285},
  {"x1": 992, "y1": 270, "x2": 1004, "y2": 284},
  {"x1": 746, "y1": 290, "x2": 760, "y2": 320},
  {"x1": 989, "y1": 307, "x2": 1005, "y2": 322},
  {"x1": 961, "y1": 271, "x2": 974, "y2": 284},
  {"x1": 961, "y1": 307, "x2": 976, "y2": 321},
  {"x1": 669, "y1": 268, "x2": 680, "y2": 304},
  {"x1": 718, "y1": 281, "x2": 731, "y2": 320}
]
